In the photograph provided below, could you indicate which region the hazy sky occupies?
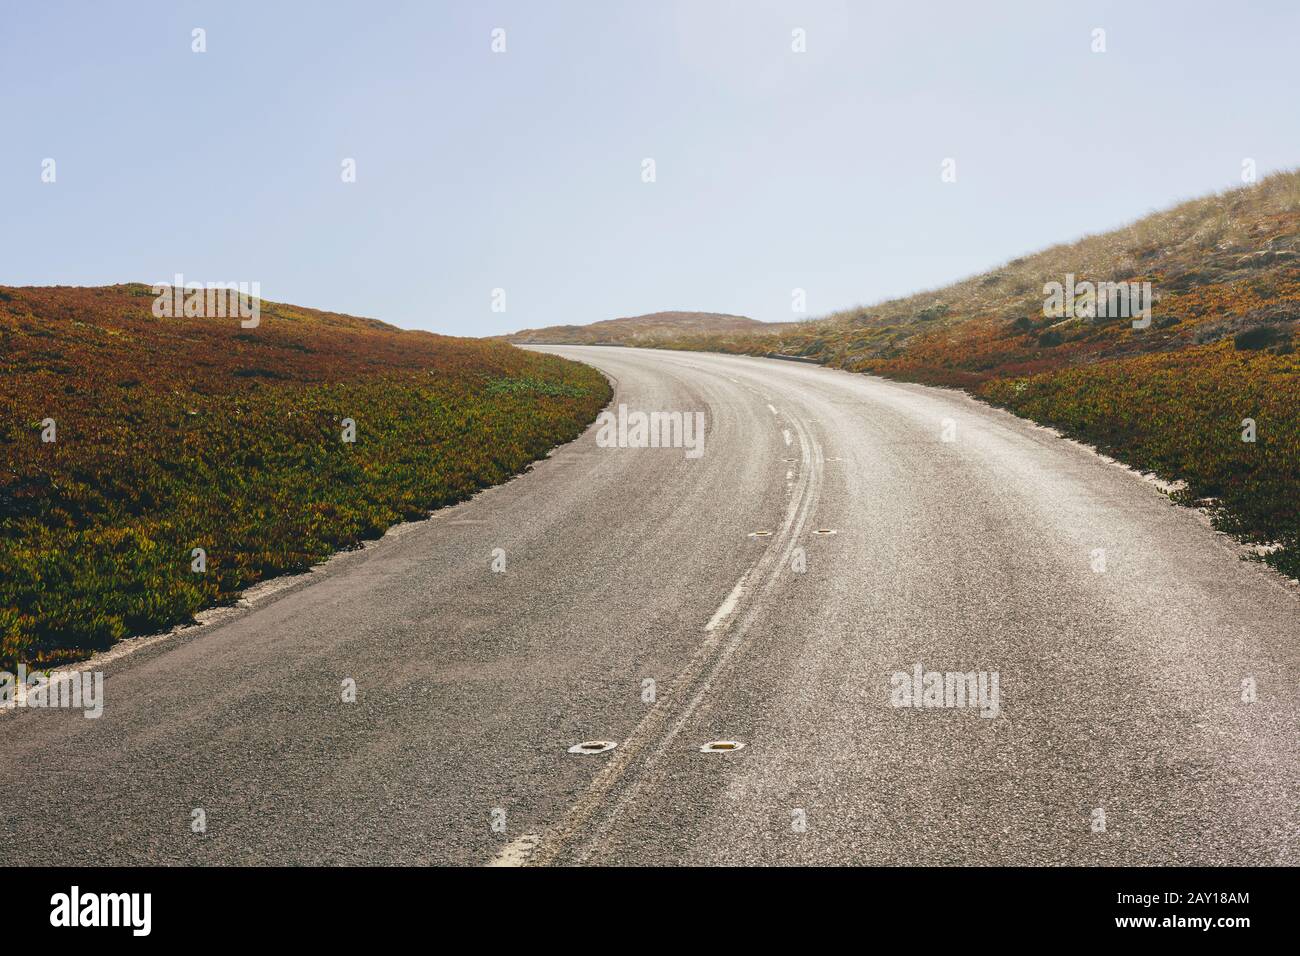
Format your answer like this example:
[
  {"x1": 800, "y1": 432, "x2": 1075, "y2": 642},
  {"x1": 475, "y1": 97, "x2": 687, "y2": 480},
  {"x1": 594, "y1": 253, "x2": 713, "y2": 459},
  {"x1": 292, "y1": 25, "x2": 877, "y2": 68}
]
[{"x1": 3, "y1": 1, "x2": 1298, "y2": 336}]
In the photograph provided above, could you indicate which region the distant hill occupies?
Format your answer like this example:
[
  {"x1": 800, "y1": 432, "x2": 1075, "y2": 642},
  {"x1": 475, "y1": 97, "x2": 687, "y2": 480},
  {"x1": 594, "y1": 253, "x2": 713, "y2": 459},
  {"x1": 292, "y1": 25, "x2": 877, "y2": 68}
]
[{"x1": 506, "y1": 311, "x2": 791, "y2": 345}]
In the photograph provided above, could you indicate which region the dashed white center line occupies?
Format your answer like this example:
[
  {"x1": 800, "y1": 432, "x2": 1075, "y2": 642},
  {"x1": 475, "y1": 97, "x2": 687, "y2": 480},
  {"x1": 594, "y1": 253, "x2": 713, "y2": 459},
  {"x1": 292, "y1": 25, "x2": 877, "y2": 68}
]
[
  {"x1": 518, "y1": 376, "x2": 824, "y2": 867},
  {"x1": 705, "y1": 578, "x2": 748, "y2": 633},
  {"x1": 487, "y1": 833, "x2": 541, "y2": 867}
]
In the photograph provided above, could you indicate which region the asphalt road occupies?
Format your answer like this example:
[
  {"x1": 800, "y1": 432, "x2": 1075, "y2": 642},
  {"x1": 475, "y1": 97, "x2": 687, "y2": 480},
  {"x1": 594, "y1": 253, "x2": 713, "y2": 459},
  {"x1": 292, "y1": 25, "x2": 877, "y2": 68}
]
[{"x1": 3, "y1": 346, "x2": 1297, "y2": 866}]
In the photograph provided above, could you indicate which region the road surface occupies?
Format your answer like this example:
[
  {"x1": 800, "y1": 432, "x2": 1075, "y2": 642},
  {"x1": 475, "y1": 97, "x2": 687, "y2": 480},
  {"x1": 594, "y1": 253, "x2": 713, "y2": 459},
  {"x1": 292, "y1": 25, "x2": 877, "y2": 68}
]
[{"x1": 3, "y1": 346, "x2": 1297, "y2": 865}]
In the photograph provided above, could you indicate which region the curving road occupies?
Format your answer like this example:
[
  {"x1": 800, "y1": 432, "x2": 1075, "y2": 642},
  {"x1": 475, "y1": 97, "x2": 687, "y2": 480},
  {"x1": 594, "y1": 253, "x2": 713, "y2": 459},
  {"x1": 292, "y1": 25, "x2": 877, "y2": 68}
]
[{"x1": 3, "y1": 346, "x2": 1297, "y2": 866}]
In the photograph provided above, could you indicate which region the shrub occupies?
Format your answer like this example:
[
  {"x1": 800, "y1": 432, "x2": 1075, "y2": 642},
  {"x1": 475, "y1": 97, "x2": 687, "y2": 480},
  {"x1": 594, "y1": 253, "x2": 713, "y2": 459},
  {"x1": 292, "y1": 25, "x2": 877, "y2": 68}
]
[{"x1": 1233, "y1": 325, "x2": 1289, "y2": 350}]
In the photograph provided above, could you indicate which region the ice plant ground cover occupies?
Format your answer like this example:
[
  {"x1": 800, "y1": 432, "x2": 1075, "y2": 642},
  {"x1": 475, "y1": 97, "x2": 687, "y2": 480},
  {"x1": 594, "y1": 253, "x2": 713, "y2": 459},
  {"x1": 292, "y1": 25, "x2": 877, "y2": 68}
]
[{"x1": 0, "y1": 285, "x2": 610, "y2": 667}]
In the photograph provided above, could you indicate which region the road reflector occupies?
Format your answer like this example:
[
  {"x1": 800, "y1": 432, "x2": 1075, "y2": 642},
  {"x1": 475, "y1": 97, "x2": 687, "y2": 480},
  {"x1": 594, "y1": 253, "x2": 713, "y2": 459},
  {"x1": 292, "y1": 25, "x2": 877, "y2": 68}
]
[
  {"x1": 568, "y1": 740, "x2": 617, "y2": 755},
  {"x1": 812, "y1": 528, "x2": 837, "y2": 535},
  {"x1": 700, "y1": 740, "x2": 745, "y2": 753},
  {"x1": 748, "y1": 530, "x2": 772, "y2": 537}
]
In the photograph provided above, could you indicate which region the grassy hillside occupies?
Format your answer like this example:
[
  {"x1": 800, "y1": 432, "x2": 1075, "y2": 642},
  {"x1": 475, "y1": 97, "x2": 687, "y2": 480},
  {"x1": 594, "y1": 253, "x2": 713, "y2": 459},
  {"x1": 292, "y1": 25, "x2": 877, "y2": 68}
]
[
  {"x1": 507, "y1": 310, "x2": 787, "y2": 344},
  {"x1": 563, "y1": 172, "x2": 1300, "y2": 579},
  {"x1": 0, "y1": 285, "x2": 611, "y2": 667}
]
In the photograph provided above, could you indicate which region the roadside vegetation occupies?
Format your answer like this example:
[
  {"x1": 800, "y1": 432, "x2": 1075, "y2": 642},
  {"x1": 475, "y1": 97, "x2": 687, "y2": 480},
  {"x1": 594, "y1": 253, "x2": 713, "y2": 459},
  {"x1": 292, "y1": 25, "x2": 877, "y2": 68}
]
[
  {"x1": 521, "y1": 171, "x2": 1300, "y2": 578},
  {"x1": 506, "y1": 310, "x2": 782, "y2": 344},
  {"x1": 0, "y1": 285, "x2": 610, "y2": 667}
]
